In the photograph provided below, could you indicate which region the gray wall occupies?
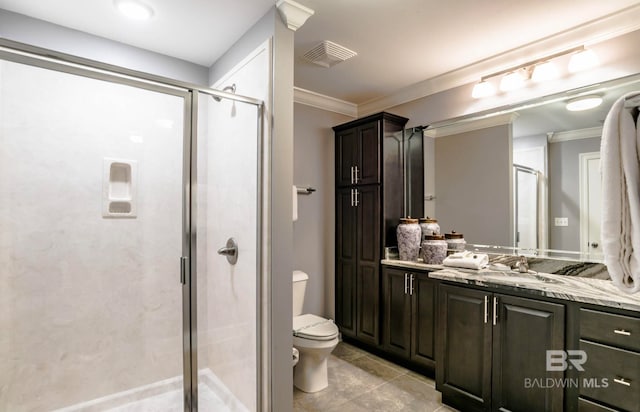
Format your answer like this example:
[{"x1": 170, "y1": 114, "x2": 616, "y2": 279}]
[
  {"x1": 293, "y1": 104, "x2": 353, "y2": 320},
  {"x1": 434, "y1": 124, "x2": 513, "y2": 246},
  {"x1": 0, "y1": 9, "x2": 208, "y2": 84},
  {"x1": 548, "y1": 136, "x2": 601, "y2": 251}
]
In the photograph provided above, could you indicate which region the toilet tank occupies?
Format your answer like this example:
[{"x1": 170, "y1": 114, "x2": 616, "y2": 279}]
[{"x1": 292, "y1": 270, "x2": 308, "y2": 316}]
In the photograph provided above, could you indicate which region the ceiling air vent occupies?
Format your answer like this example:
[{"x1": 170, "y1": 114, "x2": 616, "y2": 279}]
[{"x1": 302, "y1": 40, "x2": 357, "y2": 68}]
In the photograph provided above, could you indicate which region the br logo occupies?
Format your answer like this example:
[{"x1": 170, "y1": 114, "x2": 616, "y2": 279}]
[{"x1": 546, "y1": 350, "x2": 587, "y2": 371}]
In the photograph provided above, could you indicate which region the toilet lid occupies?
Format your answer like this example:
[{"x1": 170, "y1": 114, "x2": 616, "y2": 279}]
[{"x1": 293, "y1": 314, "x2": 339, "y2": 340}]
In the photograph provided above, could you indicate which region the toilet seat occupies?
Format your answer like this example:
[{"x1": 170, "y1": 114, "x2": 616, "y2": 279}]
[{"x1": 293, "y1": 314, "x2": 339, "y2": 341}]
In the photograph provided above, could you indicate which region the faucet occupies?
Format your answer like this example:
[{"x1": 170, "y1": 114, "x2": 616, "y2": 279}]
[{"x1": 518, "y1": 255, "x2": 529, "y2": 273}]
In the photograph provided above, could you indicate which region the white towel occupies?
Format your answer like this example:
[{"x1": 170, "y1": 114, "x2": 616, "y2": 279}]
[
  {"x1": 443, "y1": 251, "x2": 489, "y2": 270},
  {"x1": 601, "y1": 92, "x2": 640, "y2": 293}
]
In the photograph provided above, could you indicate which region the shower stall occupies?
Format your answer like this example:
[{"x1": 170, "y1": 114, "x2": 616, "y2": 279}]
[{"x1": 0, "y1": 41, "x2": 265, "y2": 411}]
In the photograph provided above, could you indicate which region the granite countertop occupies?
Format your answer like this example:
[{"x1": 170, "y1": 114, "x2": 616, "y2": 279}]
[{"x1": 382, "y1": 259, "x2": 640, "y2": 312}]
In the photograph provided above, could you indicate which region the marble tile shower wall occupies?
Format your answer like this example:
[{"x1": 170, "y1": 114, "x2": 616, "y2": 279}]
[{"x1": 0, "y1": 60, "x2": 185, "y2": 410}]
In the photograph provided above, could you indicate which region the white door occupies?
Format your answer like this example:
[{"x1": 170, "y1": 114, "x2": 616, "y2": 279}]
[{"x1": 579, "y1": 152, "x2": 602, "y2": 259}]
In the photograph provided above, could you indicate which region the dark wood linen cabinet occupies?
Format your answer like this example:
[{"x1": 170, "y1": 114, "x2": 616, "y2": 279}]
[{"x1": 333, "y1": 112, "x2": 409, "y2": 346}]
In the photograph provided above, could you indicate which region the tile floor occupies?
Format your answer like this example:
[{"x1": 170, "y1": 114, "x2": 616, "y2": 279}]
[{"x1": 293, "y1": 341, "x2": 458, "y2": 412}]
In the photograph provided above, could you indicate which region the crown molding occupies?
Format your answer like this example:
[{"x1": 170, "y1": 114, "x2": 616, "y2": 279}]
[
  {"x1": 547, "y1": 126, "x2": 602, "y2": 143},
  {"x1": 357, "y1": 3, "x2": 640, "y2": 116},
  {"x1": 276, "y1": 0, "x2": 314, "y2": 32},
  {"x1": 293, "y1": 87, "x2": 357, "y2": 117},
  {"x1": 424, "y1": 113, "x2": 519, "y2": 138}
]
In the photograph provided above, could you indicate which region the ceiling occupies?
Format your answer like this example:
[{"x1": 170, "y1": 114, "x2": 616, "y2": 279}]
[{"x1": 1, "y1": 0, "x2": 639, "y2": 106}]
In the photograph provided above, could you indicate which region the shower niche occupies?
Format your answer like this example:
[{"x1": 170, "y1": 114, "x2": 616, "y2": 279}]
[{"x1": 103, "y1": 158, "x2": 138, "y2": 217}]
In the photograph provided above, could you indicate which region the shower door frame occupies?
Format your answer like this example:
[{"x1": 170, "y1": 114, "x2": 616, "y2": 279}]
[{"x1": 0, "y1": 39, "x2": 267, "y2": 412}]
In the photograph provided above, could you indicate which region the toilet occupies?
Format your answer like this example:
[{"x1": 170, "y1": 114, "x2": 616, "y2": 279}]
[{"x1": 292, "y1": 270, "x2": 340, "y2": 393}]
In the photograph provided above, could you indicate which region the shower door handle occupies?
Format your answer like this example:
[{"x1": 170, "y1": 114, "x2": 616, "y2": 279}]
[{"x1": 217, "y1": 238, "x2": 238, "y2": 265}]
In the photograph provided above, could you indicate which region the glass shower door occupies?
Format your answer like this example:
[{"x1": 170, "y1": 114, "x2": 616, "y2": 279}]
[
  {"x1": 0, "y1": 58, "x2": 189, "y2": 411},
  {"x1": 193, "y1": 88, "x2": 261, "y2": 412}
]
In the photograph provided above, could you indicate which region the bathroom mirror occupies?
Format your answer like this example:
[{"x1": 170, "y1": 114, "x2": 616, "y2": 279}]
[{"x1": 424, "y1": 72, "x2": 640, "y2": 261}]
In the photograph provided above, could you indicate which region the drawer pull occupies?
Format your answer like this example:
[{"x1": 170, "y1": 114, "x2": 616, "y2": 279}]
[
  {"x1": 614, "y1": 329, "x2": 631, "y2": 336},
  {"x1": 613, "y1": 378, "x2": 631, "y2": 387}
]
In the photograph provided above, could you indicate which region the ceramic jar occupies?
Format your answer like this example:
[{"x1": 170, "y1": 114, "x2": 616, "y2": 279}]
[
  {"x1": 397, "y1": 218, "x2": 421, "y2": 261},
  {"x1": 445, "y1": 231, "x2": 466, "y2": 255},
  {"x1": 419, "y1": 217, "x2": 440, "y2": 238},
  {"x1": 421, "y1": 234, "x2": 447, "y2": 264}
]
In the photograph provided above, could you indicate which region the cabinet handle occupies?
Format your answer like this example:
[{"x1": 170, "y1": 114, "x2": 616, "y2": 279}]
[
  {"x1": 410, "y1": 274, "x2": 414, "y2": 295},
  {"x1": 404, "y1": 273, "x2": 408, "y2": 294},
  {"x1": 350, "y1": 166, "x2": 354, "y2": 184},
  {"x1": 484, "y1": 296, "x2": 488, "y2": 324},
  {"x1": 350, "y1": 189, "x2": 354, "y2": 206},
  {"x1": 613, "y1": 377, "x2": 631, "y2": 387},
  {"x1": 492, "y1": 296, "x2": 498, "y2": 325},
  {"x1": 354, "y1": 166, "x2": 359, "y2": 183},
  {"x1": 354, "y1": 189, "x2": 359, "y2": 206},
  {"x1": 614, "y1": 329, "x2": 631, "y2": 336}
]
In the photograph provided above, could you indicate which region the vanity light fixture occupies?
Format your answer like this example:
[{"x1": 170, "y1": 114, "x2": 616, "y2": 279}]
[
  {"x1": 531, "y1": 61, "x2": 559, "y2": 82},
  {"x1": 471, "y1": 79, "x2": 496, "y2": 98},
  {"x1": 471, "y1": 46, "x2": 598, "y2": 99},
  {"x1": 568, "y1": 49, "x2": 599, "y2": 73},
  {"x1": 500, "y1": 69, "x2": 529, "y2": 91},
  {"x1": 565, "y1": 95, "x2": 603, "y2": 111},
  {"x1": 114, "y1": 0, "x2": 154, "y2": 20}
]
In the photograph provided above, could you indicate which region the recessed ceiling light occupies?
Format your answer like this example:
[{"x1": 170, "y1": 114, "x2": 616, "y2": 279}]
[
  {"x1": 114, "y1": 0, "x2": 154, "y2": 20},
  {"x1": 566, "y1": 95, "x2": 603, "y2": 111}
]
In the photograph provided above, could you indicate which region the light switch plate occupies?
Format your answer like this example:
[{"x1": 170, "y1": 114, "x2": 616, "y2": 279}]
[{"x1": 554, "y1": 217, "x2": 568, "y2": 227}]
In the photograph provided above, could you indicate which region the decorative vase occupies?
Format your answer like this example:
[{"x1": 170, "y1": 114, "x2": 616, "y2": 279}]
[
  {"x1": 421, "y1": 234, "x2": 447, "y2": 264},
  {"x1": 445, "y1": 230, "x2": 466, "y2": 255},
  {"x1": 397, "y1": 217, "x2": 421, "y2": 261},
  {"x1": 419, "y1": 217, "x2": 440, "y2": 238}
]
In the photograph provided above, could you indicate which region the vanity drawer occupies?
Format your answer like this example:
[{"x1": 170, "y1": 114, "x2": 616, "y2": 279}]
[
  {"x1": 579, "y1": 340, "x2": 640, "y2": 412},
  {"x1": 580, "y1": 308, "x2": 640, "y2": 352}
]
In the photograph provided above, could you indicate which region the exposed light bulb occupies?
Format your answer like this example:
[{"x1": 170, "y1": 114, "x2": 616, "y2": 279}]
[
  {"x1": 565, "y1": 95, "x2": 603, "y2": 111},
  {"x1": 471, "y1": 80, "x2": 496, "y2": 99},
  {"x1": 114, "y1": 0, "x2": 154, "y2": 20},
  {"x1": 568, "y1": 49, "x2": 598, "y2": 73},
  {"x1": 531, "y1": 61, "x2": 559, "y2": 82}
]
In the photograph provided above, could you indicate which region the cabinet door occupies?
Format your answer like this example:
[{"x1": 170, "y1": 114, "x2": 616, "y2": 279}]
[
  {"x1": 336, "y1": 127, "x2": 358, "y2": 187},
  {"x1": 335, "y1": 188, "x2": 357, "y2": 337},
  {"x1": 411, "y1": 273, "x2": 436, "y2": 367},
  {"x1": 491, "y1": 294, "x2": 565, "y2": 412},
  {"x1": 357, "y1": 122, "x2": 380, "y2": 185},
  {"x1": 355, "y1": 185, "x2": 380, "y2": 345},
  {"x1": 382, "y1": 267, "x2": 411, "y2": 358},
  {"x1": 437, "y1": 284, "x2": 492, "y2": 412}
]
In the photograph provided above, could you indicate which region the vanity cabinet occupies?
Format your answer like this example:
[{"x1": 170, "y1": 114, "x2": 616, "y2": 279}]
[
  {"x1": 334, "y1": 112, "x2": 409, "y2": 346},
  {"x1": 577, "y1": 308, "x2": 640, "y2": 411},
  {"x1": 437, "y1": 283, "x2": 565, "y2": 412},
  {"x1": 381, "y1": 267, "x2": 436, "y2": 369}
]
